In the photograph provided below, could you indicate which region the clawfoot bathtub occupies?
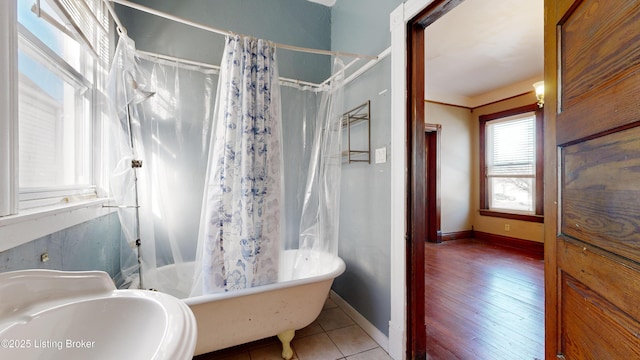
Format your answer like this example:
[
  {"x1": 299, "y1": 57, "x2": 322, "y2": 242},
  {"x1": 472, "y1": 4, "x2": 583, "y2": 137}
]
[{"x1": 150, "y1": 250, "x2": 345, "y2": 359}]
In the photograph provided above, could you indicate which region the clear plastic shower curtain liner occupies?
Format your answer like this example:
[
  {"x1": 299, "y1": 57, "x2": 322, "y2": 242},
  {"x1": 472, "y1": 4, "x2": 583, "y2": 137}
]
[{"x1": 107, "y1": 33, "x2": 344, "y2": 297}]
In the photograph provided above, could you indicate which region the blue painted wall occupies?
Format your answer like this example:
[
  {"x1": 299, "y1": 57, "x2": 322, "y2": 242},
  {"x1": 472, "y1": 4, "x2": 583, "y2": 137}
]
[
  {"x1": 331, "y1": 0, "x2": 403, "y2": 337},
  {"x1": 0, "y1": 213, "x2": 125, "y2": 279},
  {"x1": 115, "y1": 0, "x2": 332, "y2": 83}
]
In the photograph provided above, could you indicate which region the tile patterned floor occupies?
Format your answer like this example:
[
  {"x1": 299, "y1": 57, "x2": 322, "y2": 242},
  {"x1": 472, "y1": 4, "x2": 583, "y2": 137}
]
[{"x1": 193, "y1": 297, "x2": 392, "y2": 360}]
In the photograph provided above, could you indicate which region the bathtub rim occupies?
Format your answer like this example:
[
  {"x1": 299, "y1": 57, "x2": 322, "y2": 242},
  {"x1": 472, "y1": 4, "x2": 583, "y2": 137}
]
[{"x1": 154, "y1": 250, "x2": 346, "y2": 306}]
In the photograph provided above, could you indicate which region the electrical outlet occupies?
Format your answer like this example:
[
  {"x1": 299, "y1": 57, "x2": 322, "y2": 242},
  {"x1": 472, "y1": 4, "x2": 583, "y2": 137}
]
[{"x1": 504, "y1": 224, "x2": 510, "y2": 231}]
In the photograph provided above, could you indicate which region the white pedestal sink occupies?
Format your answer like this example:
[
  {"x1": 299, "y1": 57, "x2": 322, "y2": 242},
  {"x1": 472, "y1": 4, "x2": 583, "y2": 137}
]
[{"x1": 0, "y1": 269, "x2": 197, "y2": 360}]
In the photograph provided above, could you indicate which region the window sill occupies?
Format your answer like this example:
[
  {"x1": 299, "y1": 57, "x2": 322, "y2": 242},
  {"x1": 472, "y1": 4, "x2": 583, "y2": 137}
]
[
  {"x1": 0, "y1": 198, "x2": 115, "y2": 252},
  {"x1": 479, "y1": 209, "x2": 544, "y2": 223}
]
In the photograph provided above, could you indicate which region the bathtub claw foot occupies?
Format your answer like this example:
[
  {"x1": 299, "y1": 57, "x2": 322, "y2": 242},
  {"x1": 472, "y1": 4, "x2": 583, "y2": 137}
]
[{"x1": 277, "y1": 329, "x2": 295, "y2": 360}]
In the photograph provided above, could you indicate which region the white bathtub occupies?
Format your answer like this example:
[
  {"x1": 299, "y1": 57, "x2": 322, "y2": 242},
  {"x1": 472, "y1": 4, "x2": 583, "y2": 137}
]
[{"x1": 149, "y1": 250, "x2": 345, "y2": 358}]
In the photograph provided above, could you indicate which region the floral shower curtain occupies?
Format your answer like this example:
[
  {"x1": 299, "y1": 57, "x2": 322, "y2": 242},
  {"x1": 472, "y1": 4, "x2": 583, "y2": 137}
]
[
  {"x1": 109, "y1": 34, "x2": 344, "y2": 297},
  {"x1": 199, "y1": 34, "x2": 284, "y2": 293}
]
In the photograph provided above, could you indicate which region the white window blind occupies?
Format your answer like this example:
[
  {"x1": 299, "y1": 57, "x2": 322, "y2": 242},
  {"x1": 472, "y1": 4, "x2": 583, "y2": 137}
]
[
  {"x1": 50, "y1": 0, "x2": 109, "y2": 57},
  {"x1": 18, "y1": 72, "x2": 61, "y2": 186},
  {"x1": 487, "y1": 114, "x2": 535, "y2": 177}
]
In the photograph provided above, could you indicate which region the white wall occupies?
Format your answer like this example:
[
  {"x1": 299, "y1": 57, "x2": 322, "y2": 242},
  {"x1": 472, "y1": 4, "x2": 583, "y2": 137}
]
[{"x1": 425, "y1": 102, "x2": 474, "y2": 234}]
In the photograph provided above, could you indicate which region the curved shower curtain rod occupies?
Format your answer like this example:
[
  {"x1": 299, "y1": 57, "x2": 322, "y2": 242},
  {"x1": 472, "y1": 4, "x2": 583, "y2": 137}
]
[
  {"x1": 136, "y1": 49, "x2": 328, "y2": 90},
  {"x1": 104, "y1": 0, "x2": 378, "y2": 61}
]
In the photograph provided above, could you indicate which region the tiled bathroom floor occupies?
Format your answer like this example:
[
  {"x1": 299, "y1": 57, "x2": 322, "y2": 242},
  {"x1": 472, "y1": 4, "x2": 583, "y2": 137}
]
[{"x1": 193, "y1": 297, "x2": 392, "y2": 360}]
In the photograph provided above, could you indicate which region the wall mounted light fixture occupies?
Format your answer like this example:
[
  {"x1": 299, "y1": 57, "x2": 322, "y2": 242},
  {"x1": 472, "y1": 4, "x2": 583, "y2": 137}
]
[{"x1": 533, "y1": 81, "x2": 544, "y2": 108}]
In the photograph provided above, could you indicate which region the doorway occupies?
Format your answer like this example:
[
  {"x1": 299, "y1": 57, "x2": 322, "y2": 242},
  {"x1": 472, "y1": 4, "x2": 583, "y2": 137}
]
[
  {"x1": 404, "y1": 0, "x2": 544, "y2": 358},
  {"x1": 405, "y1": 2, "x2": 462, "y2": 357},
  {"x1": 424, "y1": 124, "x2": 441, "y2": 243}
]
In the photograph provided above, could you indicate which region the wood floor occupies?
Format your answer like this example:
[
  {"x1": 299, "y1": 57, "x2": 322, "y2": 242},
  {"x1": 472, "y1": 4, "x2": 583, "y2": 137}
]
[{"x1": 425, "y1": 239, "x2": 544, "y2": 360}]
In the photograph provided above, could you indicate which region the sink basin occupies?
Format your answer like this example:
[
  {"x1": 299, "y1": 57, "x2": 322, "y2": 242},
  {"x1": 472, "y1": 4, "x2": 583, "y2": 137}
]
[{"x1": 0, "y1": 269, "x2": 196, "y2": 360}]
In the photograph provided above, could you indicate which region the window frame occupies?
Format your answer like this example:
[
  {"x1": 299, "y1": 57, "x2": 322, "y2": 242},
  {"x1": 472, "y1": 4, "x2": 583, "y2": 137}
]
[
  {"x1": 0, "y1": 0, "x2": 114, "y2": 250},
  {"x1": 17, "y1": 22, "x2": 96, "y2": 208},
  {"x1": 479, "y1": 103, "x2": 544, "y2": 223}
]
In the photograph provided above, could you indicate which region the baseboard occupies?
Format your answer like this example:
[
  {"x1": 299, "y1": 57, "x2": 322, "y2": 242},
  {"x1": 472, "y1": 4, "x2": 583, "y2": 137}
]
[
  {"x1": 441, "y1": 230, "x2": 474, "y2": 241},
  {"x1": 329, "y1": 290, "x2": 389, "y2": 353},
  {"x1": 474, "y1": 231, "x2": 544, "y2": 259},
  {"x1": 387, "y1": 319, "x2": 404, "y2": 360}
]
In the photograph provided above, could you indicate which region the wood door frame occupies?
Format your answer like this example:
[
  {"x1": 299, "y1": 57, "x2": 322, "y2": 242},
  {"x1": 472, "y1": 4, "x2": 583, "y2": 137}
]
[
  {"x1": 425, "y1": 124, "x2": 442, "y2": 243},
  {"x1": 542, "y1": 0, "x2": 558, "y2": 356},
  {"x1": 405, "y1": 1, "x2": 464, "y2": 358}
]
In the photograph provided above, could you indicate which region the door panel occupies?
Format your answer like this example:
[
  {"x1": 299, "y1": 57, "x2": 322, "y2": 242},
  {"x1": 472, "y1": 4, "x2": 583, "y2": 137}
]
[
  {"x1": 556, "y1": 0, "x2": 640, "y2": 146},
  {"x1": 562, "y1": 127, "x2": 640, "y2": 263},
  {"x1": 561, "y1": 273, "x2": 640, "y2": 359},
  {"x1": 547, "y1": 0, "x2": 640, "y2": 358},
  {"x1": 558, "y1": 239, "x2": 640, "y2": 322},
  {"x1": 560, "y1": 0, "x2": 639, "y2": 107}
]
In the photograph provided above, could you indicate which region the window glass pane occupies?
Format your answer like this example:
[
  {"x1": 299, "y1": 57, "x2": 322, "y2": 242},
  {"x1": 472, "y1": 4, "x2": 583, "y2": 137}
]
[
  {"x1": 489, "y1": 177, "x2": 534, "y2": 212},
  {"x1": 18, "y1": 48, "x2": 91, "y2": 188},
  {"x1": 17, "y1": 0, "x2": 83, "y2": 75}
]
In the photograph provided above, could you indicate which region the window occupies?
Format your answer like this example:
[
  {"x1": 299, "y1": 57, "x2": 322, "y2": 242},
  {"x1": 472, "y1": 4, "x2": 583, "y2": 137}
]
[
  {"x1": 18, "y1": 20, "x2": 92, "y2": 189},
  {"x1": 479, "y1": 104, "x2": 543, "y2": 222},
  {"x1": 6, "y1": 0, "x2": 111, "y2": 211}
]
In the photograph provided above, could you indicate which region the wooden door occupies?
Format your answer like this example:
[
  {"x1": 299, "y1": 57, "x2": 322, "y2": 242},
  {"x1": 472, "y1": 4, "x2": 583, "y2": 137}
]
[{"x1": 545, "y1": 0, "x2": 640, "y2": 359}]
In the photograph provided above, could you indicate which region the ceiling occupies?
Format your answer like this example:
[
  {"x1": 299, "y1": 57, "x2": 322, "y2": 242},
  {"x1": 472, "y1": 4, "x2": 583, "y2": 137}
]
[
  {"x1": 424, "y1": 0, "x2": 544, "y2": 108},
  {"x1": 312, "y1": 0, "x2": 544, "y2": 108}
]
